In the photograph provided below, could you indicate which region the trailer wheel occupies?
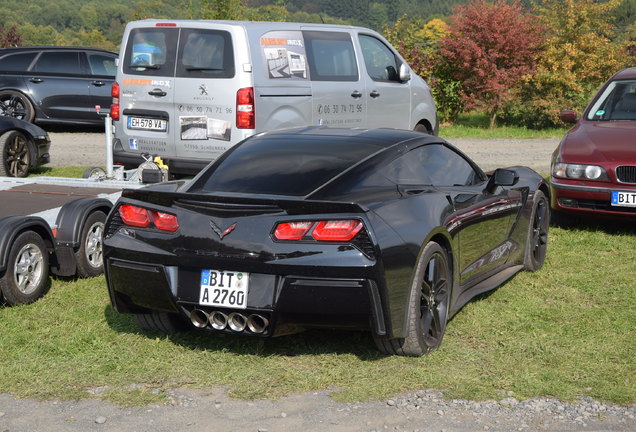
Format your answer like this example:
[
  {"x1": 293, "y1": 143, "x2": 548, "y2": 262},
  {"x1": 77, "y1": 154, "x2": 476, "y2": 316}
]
[
  {"x1": 0, "y1": 231, "x2": 49, "y2": 305},
  {"x1": 75, "y1": 210, "x2": 106, "y2": 278},
  {"x1": 82, "y1": 166, "x2": 106, "y2": 179}
]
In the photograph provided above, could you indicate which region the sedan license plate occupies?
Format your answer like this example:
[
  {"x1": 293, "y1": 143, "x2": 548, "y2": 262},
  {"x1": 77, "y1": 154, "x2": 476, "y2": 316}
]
[
  {"x1": 127, "y1": 116, "x2": 167, "y2": 132},
  {"x1": 199, "y1": 270, "x2": 248, "y2": 309},
  {"x1": 611, "y1": 191, "x2": 636, "y2": 207}
]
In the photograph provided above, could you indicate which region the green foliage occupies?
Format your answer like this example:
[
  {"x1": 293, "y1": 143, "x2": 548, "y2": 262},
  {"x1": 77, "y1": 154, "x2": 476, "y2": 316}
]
[{"x1": 501, "y1": 0, "x2": 630, "y2": 129}]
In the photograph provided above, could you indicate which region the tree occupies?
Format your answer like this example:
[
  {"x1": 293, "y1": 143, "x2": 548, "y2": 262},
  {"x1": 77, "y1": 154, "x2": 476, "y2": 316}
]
[
  {"x1": 505, "y1": 0, "x2": 629, "y2": 128},
  {"x1": 0, "y1": 26, "x2": 22, "y2": 48},
  {"x1": 438, "y1": 0, "x2": 543, "y2": 128}
]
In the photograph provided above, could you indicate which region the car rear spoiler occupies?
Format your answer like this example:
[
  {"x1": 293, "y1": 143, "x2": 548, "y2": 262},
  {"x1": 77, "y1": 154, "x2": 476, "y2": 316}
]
[{"x1": 120, "y1": 188, "x2": 368, "y2": 215}]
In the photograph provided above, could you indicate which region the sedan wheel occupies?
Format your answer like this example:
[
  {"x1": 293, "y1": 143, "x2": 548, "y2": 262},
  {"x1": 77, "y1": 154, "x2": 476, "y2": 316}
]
[
  {"x1": 0, "y1": 231, "x2": 50, "y2": 305},
  {"x1": 0, "y1": 90, "x2": 35, "y2": 122},
  {"x1": 0, "y1": 130, "x2": 32, "y2": 177},
  {"x1": 524, "y1": 190, "x2": 549, "y2": 272},
  {"x1": 374, "y1": 242, "x2": 451, "y2": 356}
]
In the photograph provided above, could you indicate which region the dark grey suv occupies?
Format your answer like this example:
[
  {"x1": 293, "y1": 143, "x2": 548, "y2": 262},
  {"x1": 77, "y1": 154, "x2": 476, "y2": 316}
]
[{"x1": 0, "y1": 46, "x2": 117, "y2": 126}]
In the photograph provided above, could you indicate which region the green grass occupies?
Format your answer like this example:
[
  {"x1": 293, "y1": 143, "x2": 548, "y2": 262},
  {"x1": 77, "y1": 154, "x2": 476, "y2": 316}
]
[
  {"x1": 440, "y1": 113, "x2": 567, "y2": 139},
  {"x1": 1, "y1": 222, "x2": 634, "y2": 407},
  {"x1": 29, "y1": 165, "x2": 90, "y2": 178}
]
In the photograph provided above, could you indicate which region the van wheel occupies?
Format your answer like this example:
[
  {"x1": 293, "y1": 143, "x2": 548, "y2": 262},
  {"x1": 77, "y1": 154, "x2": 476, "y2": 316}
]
[
  {"x1": 75, "y1": 211, "x2": 106, "y2": 278},
  {"x1": 414, "y1": 123, "x2": 431, "y2": 134},
  {"x1": 0, "y1": 231, "x2": 50, "y2": 305}
]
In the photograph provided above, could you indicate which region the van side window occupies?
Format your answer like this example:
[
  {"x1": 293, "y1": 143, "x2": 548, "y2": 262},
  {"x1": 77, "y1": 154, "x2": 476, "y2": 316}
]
[
  {"x1": 124, "y1": 28, "x2": 178, "y2": 77},
  {"x1": 359, "y1": 35, "x2": 400, "y2": 82},
  {"x1": 176, "y1": 29, "x2": 235, "y2": 79},
  {"x1": 303, "y1": 31, "x2": 358, "y2": 82}
]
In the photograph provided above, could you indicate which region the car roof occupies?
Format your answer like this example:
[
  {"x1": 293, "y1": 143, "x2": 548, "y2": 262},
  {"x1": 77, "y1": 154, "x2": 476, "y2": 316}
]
[
  {"x1": 0, "y1": 46, "x2": 117, "y2": 56},
  {"x1": 611, "y1": 67, "x2": 636, "y2": 80}
]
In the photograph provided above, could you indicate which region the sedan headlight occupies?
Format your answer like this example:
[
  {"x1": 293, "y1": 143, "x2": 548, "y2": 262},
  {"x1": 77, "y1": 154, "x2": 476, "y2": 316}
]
[{"x1": 552, "y1": 163, "x2": 609, "y2": 181}]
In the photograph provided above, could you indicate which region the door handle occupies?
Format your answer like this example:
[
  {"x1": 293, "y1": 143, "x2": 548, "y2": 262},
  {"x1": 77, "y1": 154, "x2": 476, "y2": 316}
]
[
  {"x1": 370, "y1": 90, "x2": 380, "y2": 98},
  {"x1": 91, "y1": 81, "x2": 105, "y2": 87},
  {"x1": 351, "y1": 90, "x2": 362, "y2": 99},
  {"x1": 148, "y1": 88, "x2": 167, "y2": 97},
  {"x1": 29, "y1": 78, "x2": 43, "y2": 83}
]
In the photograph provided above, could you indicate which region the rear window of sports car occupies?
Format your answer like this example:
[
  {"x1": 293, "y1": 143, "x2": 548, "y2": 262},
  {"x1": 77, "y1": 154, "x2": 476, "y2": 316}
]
[{"x1": 193, "y1": 137, "x2": 382, "y2": 196}]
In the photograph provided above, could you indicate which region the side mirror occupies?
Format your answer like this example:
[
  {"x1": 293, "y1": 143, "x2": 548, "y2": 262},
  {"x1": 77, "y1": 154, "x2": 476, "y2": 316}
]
[
  {"x1": 485, "y1": 168, "x2": 519, "y2": 194},
  {"x1": 399, "y1": 64, "x2": 411, "y2": 82},
  {"x1": 559, "y1": 109, "x2": 578, "y2": 124}
]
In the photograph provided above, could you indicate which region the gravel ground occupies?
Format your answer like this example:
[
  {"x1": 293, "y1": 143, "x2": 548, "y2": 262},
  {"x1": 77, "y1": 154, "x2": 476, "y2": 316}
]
[
  {"x1": 5, "y1": 131, "x2": 633, "y2": 432},
  {"x1": 45, "y1": 131, "x2": 559, "y2": 174}
]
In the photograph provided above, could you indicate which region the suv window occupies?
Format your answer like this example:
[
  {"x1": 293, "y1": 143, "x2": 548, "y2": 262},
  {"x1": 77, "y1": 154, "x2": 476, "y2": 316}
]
[
  {"x1": 359, "y1": 35, "x2": 399, "y2": 81},
  {"x1": 384, "y1": 144, "x2": 481, "y2": 186},
  {"x1": 0, "y1": 52, "x2": 37, "y2": 72},
  {"x1": 124, "y1": 28, "x2": 178, "y2": 77},
  {"x1": 33, "y1": 52, "x2": 82, "y2": 74},
  {"x1": 176, "y1": 29, "x2": 234, "y2": 78},
  {"x1": 87, "y1": 53, "x2": 116, "y2": 76},
  {"x1": 303, "y1": 31, "x2": 358, "y2": 82}
]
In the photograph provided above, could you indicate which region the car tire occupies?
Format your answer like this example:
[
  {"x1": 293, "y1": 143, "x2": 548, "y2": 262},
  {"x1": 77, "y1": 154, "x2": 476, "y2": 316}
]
[
  {"x1": 0, "y1": 90, "x2": 35, "y2": 122},
  {"x1": 133, "y1": 312, "x2": 189, "y2": 333},
  {"x1": 524, "y1": 190, "x2": 549, "y2": 272},
  {"x1": 414, "y1": 123, "x2": 431, "y2": 134},
  {"x1": 74, "y1": 211, "x2": 106, "y2": 278},
  {"x1": 373, "y1": 242, "x2": 451, "y2": 356},
  {"x1": 0, "y1": 231, "x2": 50, "y2": 305},
  {"x1": 0, "y1": 130, "x2": 32, "y2": 177}
]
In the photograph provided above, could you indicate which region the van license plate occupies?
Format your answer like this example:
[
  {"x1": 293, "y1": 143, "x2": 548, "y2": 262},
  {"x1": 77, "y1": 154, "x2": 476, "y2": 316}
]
[
  {"x1": 611, "y1": 191, "x2": 636, "y2": 207},
  {"x1": 127, "y1": 117, "x2": 167, "y2": 132},
  {"x1": 199, "y1": 270, "x2": 249, "y2": 309}
]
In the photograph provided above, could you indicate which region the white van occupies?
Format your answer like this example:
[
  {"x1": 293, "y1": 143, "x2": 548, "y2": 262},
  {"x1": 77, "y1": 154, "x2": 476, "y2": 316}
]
[{"x1": 111, "y1": 20, "x2": 438, "y2": 175}]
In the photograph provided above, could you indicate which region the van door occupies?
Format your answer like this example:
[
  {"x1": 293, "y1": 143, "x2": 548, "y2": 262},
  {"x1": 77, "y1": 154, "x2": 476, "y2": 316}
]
[
  {"x1": 172, "y1": 26, "x2": 243, "y2": 164},
  {"x1": 357, "y1": 34, "x2": 412, "y2": 129},
  {"x1": 118, "y1": 26, "x2": 178, "y2": 161},
  {"x1": 302, "y1": 30, "x2": 367, "y2": 128}
]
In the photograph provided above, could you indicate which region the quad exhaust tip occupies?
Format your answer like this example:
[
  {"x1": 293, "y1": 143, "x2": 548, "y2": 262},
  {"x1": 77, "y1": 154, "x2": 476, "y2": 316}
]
[{"x1": 189, "y1": 310, "x2": 269, "y2": 334}]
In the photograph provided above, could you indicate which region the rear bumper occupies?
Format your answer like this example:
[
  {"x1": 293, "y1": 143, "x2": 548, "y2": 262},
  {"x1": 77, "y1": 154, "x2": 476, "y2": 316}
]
[
  {"x1": 112, "y1": 139, "x2": 211, "y2": 176},
  {"x1": 105, "y1": 258, "x2": 386, "y2": 337},
  {"x1": 550, "y1": 178, "x2": 636, "y2": 217}
]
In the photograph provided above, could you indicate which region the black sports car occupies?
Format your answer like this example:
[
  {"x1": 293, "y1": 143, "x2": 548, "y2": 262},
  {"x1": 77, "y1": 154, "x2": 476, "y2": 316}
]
[
  {"x1": 103, "y1": 127, "x2": 549, "y2": 356},
  {"x1": 0, "y1": 116, "x2": 50, "y2": 177}
]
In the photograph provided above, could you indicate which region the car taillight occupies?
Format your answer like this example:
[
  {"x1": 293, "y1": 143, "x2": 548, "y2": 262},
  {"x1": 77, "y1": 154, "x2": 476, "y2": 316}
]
[
  {"x1": 236, "y1": 87, "x2": 254, "y2": 129},
  {"x1": 110, "y1": 82, "x2": 120, "y2": 121},
  {"x1": 150, "y1": 211, "x2": 179, "y2": 232},
  {"x1": 274, "y1": 221, "x2": 313, "y2": 240},
  {"x1": 119, "y1": 204, "x2": 150, "y2": 228},
  {"x1": 118, "y1": 204, "x2": 179, "y2": 232},
  {"x1": 312, "y1": 220, "x2": 363, "y2": 241},
  {"x1": 273, "y1": 219, "x2": 363, "y2": 242}
]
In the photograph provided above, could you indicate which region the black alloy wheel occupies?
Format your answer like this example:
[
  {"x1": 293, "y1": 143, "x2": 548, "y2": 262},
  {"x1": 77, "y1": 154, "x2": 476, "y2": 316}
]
[
  {"x1": 525, "y1": 190, "x2": 549, "y2": 272},
  {"x1": 0, "y1": 90, "x2": 35, "y2": 122},
  {"x1": 0, "y1": 130, "x2": 32, "y2": 177},
  {"x1": 374, "y1": 242, "x2": 451, "y2": 356}
]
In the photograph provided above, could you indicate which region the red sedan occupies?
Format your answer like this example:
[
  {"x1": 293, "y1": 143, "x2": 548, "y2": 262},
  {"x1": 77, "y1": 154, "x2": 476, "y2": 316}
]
[{"x1": 550, "y1": 67, "x2": 636, "y2": 224}]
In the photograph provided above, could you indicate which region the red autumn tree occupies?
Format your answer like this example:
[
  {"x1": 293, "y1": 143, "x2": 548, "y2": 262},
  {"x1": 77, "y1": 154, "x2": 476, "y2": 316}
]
[
  {"x1": 0, "y1": 26, "x2": 22, "y2": 48},
  {"x1": 439, "y1": 0, "x2": 543, "y2": 128}
]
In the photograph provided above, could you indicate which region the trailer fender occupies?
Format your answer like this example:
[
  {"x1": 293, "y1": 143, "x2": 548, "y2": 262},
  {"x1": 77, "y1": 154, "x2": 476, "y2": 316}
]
[
  {"x1": 0, "y1": 216, "x2": 55, "y2": 275},
  {"x1": 54, "y1": 197, "x2": 113, "y2": 248}
]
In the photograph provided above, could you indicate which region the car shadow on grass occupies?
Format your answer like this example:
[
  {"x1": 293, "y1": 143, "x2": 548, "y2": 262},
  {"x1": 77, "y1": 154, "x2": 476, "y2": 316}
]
[
  {"x1": 103, "y1": 304, "x2": 383, "y2": 360},
  {"x1": 551, "y1": 214, "x2": 636, "y2": 235}
]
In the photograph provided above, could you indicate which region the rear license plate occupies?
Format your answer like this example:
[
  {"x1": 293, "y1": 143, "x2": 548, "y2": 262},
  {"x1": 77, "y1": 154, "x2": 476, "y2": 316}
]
[
  {"x1": 611, "y1": 191, "x2": 636, "y2": 207},
  {"x1": 199, "y1": 270, "x2": 248, "y2": 309},
  {"x1": 127, "y1": 116, "x2": 167, "y2": 132}
]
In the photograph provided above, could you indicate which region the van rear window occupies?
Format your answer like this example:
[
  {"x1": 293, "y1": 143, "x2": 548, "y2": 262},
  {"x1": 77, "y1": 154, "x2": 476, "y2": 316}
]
[{"x1": 123, "y1": 27, "x2": 234, "y2": 78}]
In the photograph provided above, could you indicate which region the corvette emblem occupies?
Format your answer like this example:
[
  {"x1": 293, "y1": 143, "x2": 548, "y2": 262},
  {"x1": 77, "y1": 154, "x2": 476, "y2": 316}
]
[{"x1": 210, "y1": 220, "x2": 236, "y2": 239}]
